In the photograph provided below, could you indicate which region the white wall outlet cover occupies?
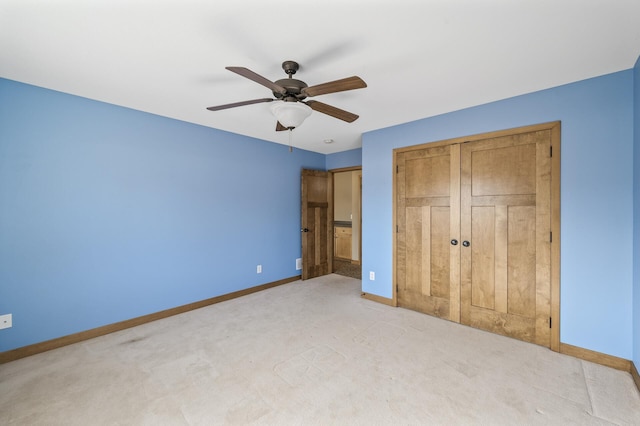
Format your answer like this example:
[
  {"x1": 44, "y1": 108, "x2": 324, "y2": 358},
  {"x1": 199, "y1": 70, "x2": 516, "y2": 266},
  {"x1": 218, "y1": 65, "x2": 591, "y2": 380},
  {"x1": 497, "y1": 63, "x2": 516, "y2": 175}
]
[
  {"x1": 296, "y1": 258, "x2": 302, "y2": 270},
  {"x1": 369, "y1": 271, "x2": 375, "y2": 280},
  {"x1": 0, "y1": 313, "x2": 12, "y2": 330}
]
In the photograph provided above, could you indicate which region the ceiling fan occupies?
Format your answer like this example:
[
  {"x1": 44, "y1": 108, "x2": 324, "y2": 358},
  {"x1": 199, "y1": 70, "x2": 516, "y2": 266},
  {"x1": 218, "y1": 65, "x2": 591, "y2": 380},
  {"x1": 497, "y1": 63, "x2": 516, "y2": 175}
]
[{"x1": 206, "y1": 60, "x2": 367, "y2": 131}]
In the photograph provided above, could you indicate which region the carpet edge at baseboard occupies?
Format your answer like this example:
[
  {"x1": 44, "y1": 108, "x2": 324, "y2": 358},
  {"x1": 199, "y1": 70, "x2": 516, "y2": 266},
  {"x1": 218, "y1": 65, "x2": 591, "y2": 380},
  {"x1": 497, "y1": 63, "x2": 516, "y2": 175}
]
[
  {"x1": 361, "y1": 292, "x2": 396, "y2": 307},
  {"x1": 359, "y1": 296, "x2": 640, "y2": 394},
  {"x1": 0, "y1": 275, "x2": 300, "y2": 364},
  {"x1": 631, "y1": 361, "x2": 640, "y2": 394},
  {"x1": 559, "y1": 343, "x2": 631, "y2": 372}
]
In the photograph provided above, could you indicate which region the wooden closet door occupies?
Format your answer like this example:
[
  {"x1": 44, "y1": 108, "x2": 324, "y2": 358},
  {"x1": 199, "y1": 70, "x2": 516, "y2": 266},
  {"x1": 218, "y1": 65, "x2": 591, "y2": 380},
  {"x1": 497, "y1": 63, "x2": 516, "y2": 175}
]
[
  {"x1": 396, "y1": 144, "x2": 460, "y2": 321},
  {"x1": 460, "y1": 130, "x2": 552, "y2": 346}
]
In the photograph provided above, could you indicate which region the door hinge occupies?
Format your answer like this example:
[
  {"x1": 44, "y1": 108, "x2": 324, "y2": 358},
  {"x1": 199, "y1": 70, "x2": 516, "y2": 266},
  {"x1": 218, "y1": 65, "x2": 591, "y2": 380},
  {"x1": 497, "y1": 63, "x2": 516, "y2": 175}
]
[
  {"x1": 550, "y1": 146, "x2": 553, "y2": 157},
  {"x1": 550, "y1": 231, "x2": 552, "y2": 242},
  {"x1": 549, "y1": 317, "x2": 552, "y2": 328},
  {"x1": 396, "y1": 225, "x2": 399, "y2": 233},
  {"x1": 396, "y1": 165, "x2": 399, "y2": 173}
]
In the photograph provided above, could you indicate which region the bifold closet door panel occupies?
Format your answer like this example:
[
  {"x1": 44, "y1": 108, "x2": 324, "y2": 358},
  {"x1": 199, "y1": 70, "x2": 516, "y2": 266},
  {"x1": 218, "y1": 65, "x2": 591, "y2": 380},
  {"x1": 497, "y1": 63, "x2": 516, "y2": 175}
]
[
  {"x1": 460, "y1": 130, "x2": 551, "y2": 346},
  {"x1": 396, "y1": 144, "x2": 460, "y2": 321}
]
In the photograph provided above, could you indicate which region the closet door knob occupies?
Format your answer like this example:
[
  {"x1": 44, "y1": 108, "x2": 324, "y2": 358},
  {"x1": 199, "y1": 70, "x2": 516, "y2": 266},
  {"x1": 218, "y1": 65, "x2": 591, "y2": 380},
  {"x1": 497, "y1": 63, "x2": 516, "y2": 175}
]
[
  {"x1": 462, "y1": 240, "x2": 470, "y2": 247},
  {"x1": 450, "y1": 239, "x2": 458, "y2": 246}
]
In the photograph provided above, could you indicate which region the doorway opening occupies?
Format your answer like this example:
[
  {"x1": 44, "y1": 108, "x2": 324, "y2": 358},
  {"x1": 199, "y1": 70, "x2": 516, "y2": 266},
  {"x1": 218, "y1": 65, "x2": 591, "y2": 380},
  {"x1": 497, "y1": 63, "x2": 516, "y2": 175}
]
[{"x1": 331, "y1": 167, "x2": 362, "y2": 280}]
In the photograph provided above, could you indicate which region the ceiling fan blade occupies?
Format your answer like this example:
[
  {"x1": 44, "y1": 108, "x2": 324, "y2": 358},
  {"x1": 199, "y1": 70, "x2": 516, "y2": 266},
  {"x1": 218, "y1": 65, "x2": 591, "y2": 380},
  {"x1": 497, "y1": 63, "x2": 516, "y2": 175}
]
[
  {"x1": 305, "y1": 100, "x2": 359, "y2": 123},
  {"x1": 302, "y1": 76, "x2": 367, "y2": 97},
  {"x1": 276, "y1": 121, "x2": 287, "y2": 131},
  {"x1": 206, "y1": 98, "x2": 273, "y2": 111},
  {"x1": 226, "y1": 67, "x2": 287, "y2": 95}
]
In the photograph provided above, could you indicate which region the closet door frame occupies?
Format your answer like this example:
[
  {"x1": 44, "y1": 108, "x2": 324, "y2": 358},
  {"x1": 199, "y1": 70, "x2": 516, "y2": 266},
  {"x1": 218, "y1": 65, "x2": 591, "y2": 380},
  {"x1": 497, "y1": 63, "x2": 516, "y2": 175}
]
[{"x1": 393, "y1": 121, "x2": 561, "y2": 352}]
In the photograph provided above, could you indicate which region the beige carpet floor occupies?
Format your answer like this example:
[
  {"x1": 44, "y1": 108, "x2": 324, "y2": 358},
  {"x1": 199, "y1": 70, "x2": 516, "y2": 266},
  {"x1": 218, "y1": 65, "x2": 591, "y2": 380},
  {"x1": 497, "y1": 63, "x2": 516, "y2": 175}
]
[{"x1": 1, "y1": 274, "x2": 639, "y2": 425}]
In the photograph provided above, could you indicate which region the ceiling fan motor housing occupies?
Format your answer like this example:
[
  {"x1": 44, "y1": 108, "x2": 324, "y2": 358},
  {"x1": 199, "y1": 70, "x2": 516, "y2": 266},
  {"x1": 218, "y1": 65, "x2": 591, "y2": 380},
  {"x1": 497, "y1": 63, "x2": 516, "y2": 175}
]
[
  {"x1": 273, "y1": 61, "x2": 307, "y2": 101},
  {"x1": 273, "y1": 78, "x2": 308, "y2": 101}
]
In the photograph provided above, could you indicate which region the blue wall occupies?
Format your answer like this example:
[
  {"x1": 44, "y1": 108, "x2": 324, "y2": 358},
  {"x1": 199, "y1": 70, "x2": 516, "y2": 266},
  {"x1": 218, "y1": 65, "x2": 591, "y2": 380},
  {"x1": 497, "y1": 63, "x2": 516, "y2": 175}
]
[
  {"x1": 362, "y1": 70, "x2": 635, "y2": 359},
  {"x1": 0, "y1": 79, "x2": 325, "y2": 352},
  {"x1": 326, "y1": 148, "x2": 362, "y2": 170},
  {"x1": 634, "y1": 57, "x2": 640, "y2": 368},
  {"x1": 2, "y1": 64, "x2": 638, "y2": 362}
]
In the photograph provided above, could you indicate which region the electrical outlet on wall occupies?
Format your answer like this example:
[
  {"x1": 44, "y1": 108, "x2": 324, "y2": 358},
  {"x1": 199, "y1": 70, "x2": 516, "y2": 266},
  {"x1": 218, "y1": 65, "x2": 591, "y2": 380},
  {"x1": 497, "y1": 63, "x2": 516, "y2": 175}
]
[
  {"x1": 369, "y1": 271, "x2": 375, "y2": 280},
  {"x1": 296, "y1": 258, "x2": 302, "y2": 270},
  {"x1": 0, "y1": 314, "x2": 12, "y2": 330},
  {"x1": 257, "y1": 265, "x2": 262, "y2": 274}
]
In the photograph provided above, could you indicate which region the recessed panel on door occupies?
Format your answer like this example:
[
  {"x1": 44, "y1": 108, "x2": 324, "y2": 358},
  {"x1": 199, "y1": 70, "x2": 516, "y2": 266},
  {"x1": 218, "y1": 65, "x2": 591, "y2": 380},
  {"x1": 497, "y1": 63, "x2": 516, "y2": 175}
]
[
  {"x1": 461, "y1": 130, "x2": 551, "y2": 346},
  {"x1": 396, "y1": 145, "x2": 460, "y2": 320},
  {"x1": 301, "y1": 169, "x2": 332, "y2": 280}
]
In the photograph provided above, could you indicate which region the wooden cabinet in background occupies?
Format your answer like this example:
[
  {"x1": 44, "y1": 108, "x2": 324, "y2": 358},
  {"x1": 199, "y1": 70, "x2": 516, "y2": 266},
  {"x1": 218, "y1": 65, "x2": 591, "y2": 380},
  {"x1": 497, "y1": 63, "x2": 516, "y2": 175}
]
[{"x1": 334, "y1": 226, "x2": 352, "y2": 260}]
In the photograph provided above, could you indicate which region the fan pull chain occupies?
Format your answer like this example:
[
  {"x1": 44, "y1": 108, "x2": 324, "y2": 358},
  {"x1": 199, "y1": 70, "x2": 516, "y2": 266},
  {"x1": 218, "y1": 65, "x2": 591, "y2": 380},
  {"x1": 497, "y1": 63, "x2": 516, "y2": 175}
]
[{"x1": 289, "y1": 128, "x2": 293, "y2": 152}]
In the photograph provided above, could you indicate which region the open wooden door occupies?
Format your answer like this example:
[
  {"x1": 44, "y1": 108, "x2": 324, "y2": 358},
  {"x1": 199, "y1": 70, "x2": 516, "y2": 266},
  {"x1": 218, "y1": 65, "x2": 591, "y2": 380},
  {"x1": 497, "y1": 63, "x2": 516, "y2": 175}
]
[{"x1": 301, "y1": 169, "x2": 333, "y2": 280}]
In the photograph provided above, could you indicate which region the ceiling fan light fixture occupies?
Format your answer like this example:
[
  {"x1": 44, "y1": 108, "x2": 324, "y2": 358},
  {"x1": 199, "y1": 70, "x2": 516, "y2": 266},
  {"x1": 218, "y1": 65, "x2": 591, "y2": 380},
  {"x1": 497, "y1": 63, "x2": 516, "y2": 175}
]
[{"x1": 269, "y1": 101, "x2": 312, "y2": 129}]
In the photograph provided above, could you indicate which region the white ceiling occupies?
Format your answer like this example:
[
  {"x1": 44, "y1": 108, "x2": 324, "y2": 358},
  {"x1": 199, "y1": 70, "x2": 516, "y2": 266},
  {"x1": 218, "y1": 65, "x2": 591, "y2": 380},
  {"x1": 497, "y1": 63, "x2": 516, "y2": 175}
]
[{"x1": 1, "y1": 1, "x2": 639, "y2": 154}]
